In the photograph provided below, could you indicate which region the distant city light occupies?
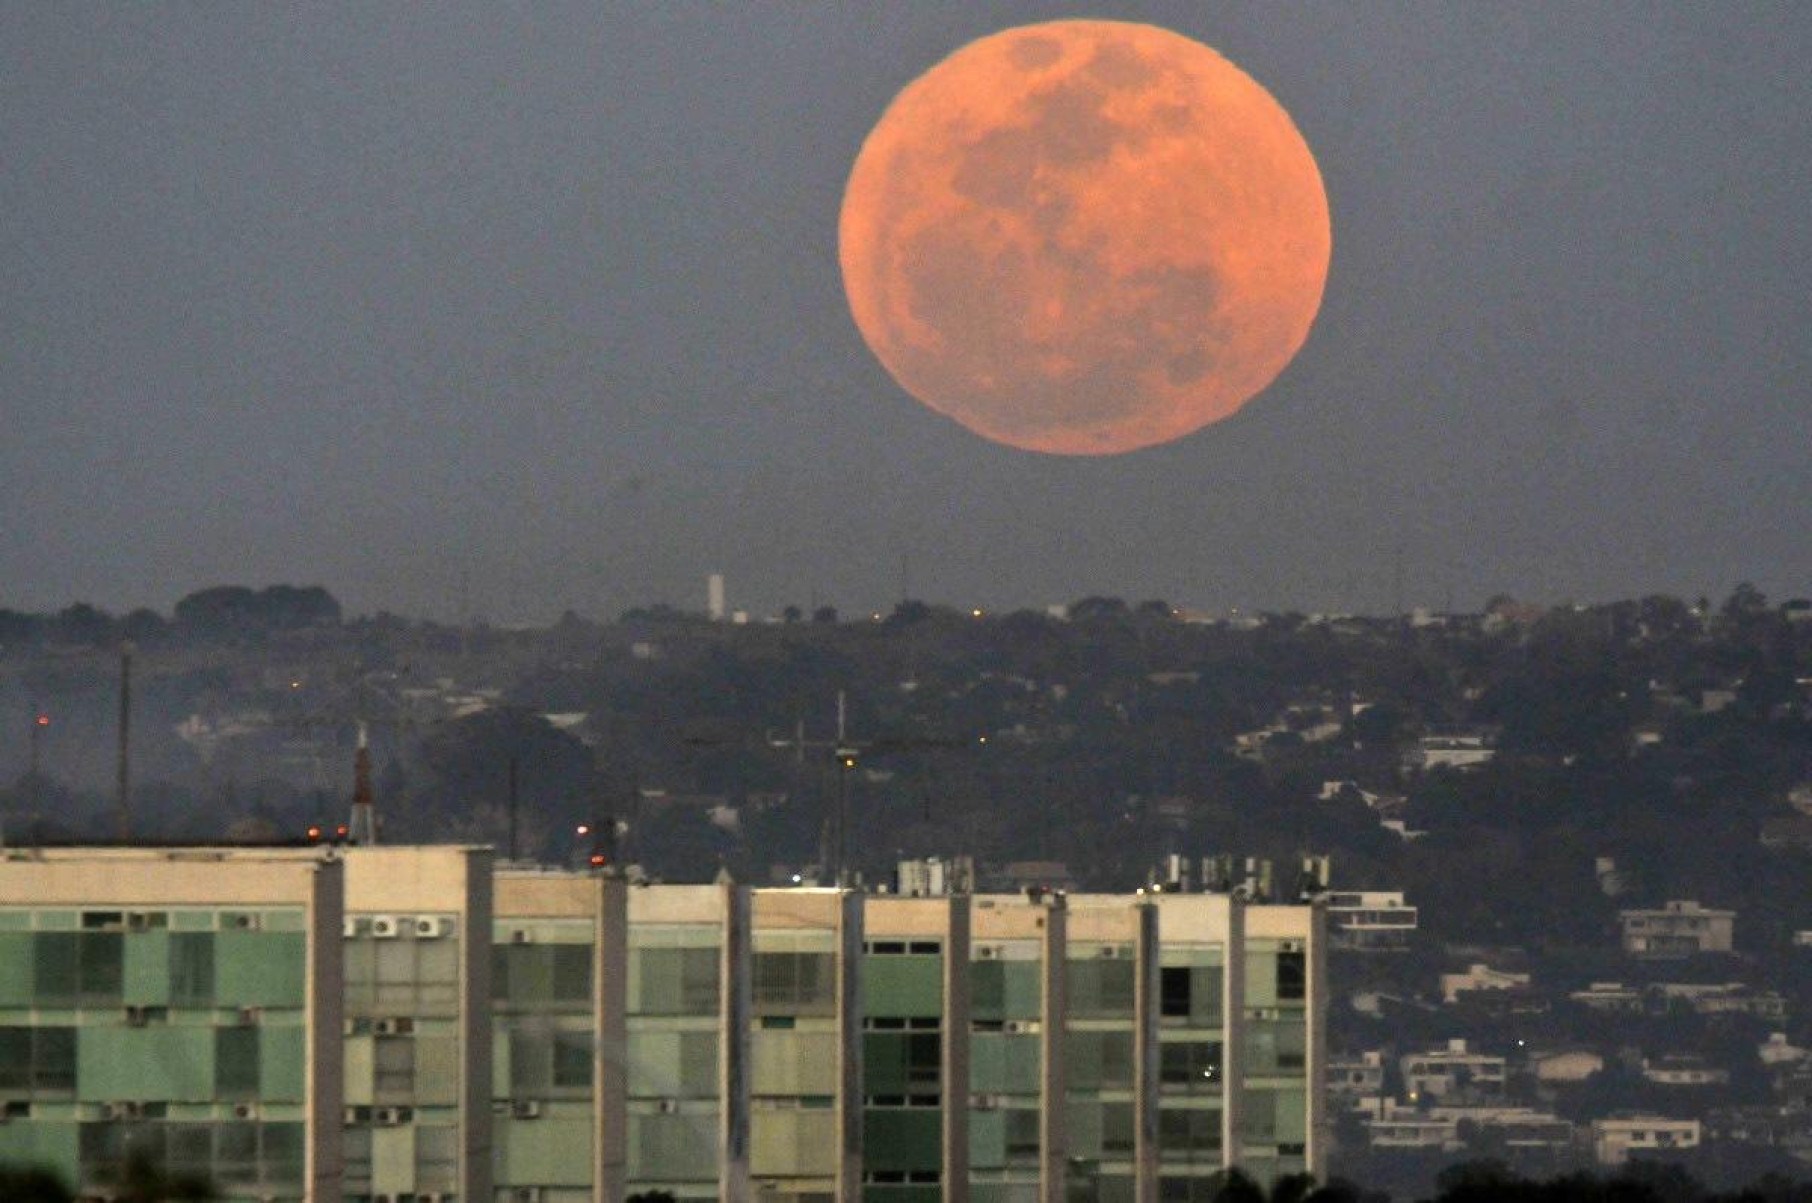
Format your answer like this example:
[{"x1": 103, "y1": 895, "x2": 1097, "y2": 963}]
[{"x1": 35, "y1": 714, "x2": 49, "y2": 727}]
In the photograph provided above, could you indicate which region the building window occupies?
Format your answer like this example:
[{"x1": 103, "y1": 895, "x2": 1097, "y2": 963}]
[{"x1": 1277, "y1": 951, "x2": 1306, "y2": 1001}]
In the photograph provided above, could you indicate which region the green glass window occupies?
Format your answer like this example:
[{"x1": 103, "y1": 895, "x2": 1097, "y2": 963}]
[
  {"x1": 1245, "y1": 1018, "x2": 1304, "y2": 1076},
  {"x1": 863, "y1": 956, "x2": 942, "y2": 1019},
  {"x1": 373, "y1": 1036, "x2": 414, "y2": 1100},
  {"x1": 1068, "y1": 1099, "x2": 1135, "y2": 1156},
  {"x1": 1159, "y1": 1107, "x2": 1222, "y2": 1154},
  {"x1": 1066, "y1": 1030, "x2": 1133, "y2": 1090},
  {"x1": 971, "y1": 960, "x2": 1041, "y2": 1020},
  {"x1": 1277, "y1": 950, "x2": 1306, "y2": 1001},
  {"x1": 633, "y1": 948, "x2": 719, "y2": 1016},
  {"x1": 863, "y1": 1108, "x2": 941, "y2": 1173},
  {"x1": 262, "y1": 1122, "x2": 307, "y2": 1186},
  {"x1": 752, "y1": 951, "x2": 835, "y2": 1015},
  {"x1": 215, "y1": 932, "x2": 304, "y2": 1007},
  {"x1": 166, "y1": 1123, "x2": 212, "y2": 1181},
  {"x1": 34, "y1": 1028, "x2": 76, "y2": 1093},
  {"x1": 169, "y1": 933, "x2": 214, "y2": 1007},
  {"x1": 1067, "y1": 957, "x2": 1135, "y2": 1018},
  {"x1": 552, "y1": 944, "x2": 592, "y2": 1003},
  {"x1": 631, "y1": 1112, "x2": 718, "y2": 1182},
  {"x1": 216, "y1": 1121, "x2": 258, "y2": 1186},
  {"x1": 1159, "y1": 1040, "x2": 1222, "y2": 1091},
  {"x1": 1160, "y1": 965, "x2": 1222, "y2": 1026},
  {"x1": 1245, "y1": 951, "x2": 1278, "y2": 1009},
  {"x1": 553, "y1": 1030, "x2": 594, "y2": 1090},
  {"x1": 215, "y1": 1026, "x2": 261, "y2": 1098},
  {"x1": 34, "y1": 933, "x2": 79, "y2": 1005},
  {"x1": 78, "y1": 932, "x2": 124, "y2": 1005}
]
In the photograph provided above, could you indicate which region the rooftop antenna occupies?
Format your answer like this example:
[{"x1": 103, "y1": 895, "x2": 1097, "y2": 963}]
[{"x1": 348, "y1": 721, "x2": 378, "y2": 846}]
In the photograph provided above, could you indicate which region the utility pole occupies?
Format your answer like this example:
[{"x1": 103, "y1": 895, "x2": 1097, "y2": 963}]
[
  {"x1": 506, "y1": 754, "x2": 520, "y2": 863},
  {"x1": 758, "y1": 691, "x2": 969, "y2": 887},
  {"x1": 116, "y1": 645, "x2": 133, "y2": 840},
  {"x1": 29, "y1": 710, "x2": 46, "y2": 779}
]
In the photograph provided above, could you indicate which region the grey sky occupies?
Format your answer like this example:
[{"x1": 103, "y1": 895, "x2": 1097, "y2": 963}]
[{"x1": 3, "y1": 4, "x2": 1808, "y2": 621}]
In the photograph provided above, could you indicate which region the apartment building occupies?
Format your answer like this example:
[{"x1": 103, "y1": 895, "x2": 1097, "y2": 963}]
[
  {"x1": 0, "y1": 847, "x2": 343, "y2": 1202},
  {"x1": 0, "y1": 850, "x2": 1323, "y2": 1203}
]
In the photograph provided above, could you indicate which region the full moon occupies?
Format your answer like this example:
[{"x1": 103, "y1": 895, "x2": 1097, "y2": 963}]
[{"x1": 839, "y1": 20, "x2": 1331, "y2": 455}]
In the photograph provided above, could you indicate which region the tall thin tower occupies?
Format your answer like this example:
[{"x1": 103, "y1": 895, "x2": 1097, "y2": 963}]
[{"x1": 348, "y1": 722, "x2": 379, "y2": 846}]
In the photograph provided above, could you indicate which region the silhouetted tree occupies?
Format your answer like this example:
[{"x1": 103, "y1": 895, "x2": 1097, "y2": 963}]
[{"x1": 0, "y1": 1164, "x2": 75, "y2": 1202}]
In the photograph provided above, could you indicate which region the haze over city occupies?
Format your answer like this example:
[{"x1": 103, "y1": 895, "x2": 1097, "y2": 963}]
[{"x1": 4, "y1": 5, "x2": 1809, "y2": 623}]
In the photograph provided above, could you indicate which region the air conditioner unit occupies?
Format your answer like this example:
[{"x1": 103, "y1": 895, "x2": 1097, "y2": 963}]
[
  {"x1": 509, "y1": 928, "x2": 534, "y2": 944},
  {"x1": 124, "y1": 1006, "x2": 149, "y2": 1028},
  {"x1": 228, "y1": 912, "x2": 260, "y2": 930},
  {"x1": 415, "y1": 916, "x2": 452, "y2": 939},
  {"x1": 1280, "y1": 940, "x2": 1302, "y2": 952},
  {"x1": 238, "y1": 1007, "x2": 262, "y2": 1026},
  {"x1": 656, "y1": 1098, "x2": 680, "y2": 1114},
  {"x1": 370, "y1": 915, "x2": 401, "y2": 939},
  {"x1": 420, "y1": 1194, "x2": 451, "y2": 1203},
  {"x1": 342, "y1": 1106, "x2": 365, "y2": 1125},
  {"x1": 1100, "y1": 946, "x2": 1120, "y2": 958},
  {"x1": 103, "y1": 1101, "x2": 143, "y2": 1120},
  {"x1": 512, "y1": 1189, "x2": 545, "y2": 1203},
  {"x1": 373, "y1": 1018, "x2": 400, "y2": 1036},
  {"x1": 231, "y1": 1103, "x2": 257, "y2": 1120},
  {"x1": 126, "y1": 911, "x2": 153, "y2": 932},
  {"x1": 511, "y1": 1100, "x2": 542, "y2": 1119},
  {"x1": 343, "y1": 917, "x2": 363, "y2": 939},
  {"x1": 977, "y1": 946, "x2": 998, "y2": 959},
  {"x1": 373, "y1": 1106, "x2": 406, "y2": 1126}
]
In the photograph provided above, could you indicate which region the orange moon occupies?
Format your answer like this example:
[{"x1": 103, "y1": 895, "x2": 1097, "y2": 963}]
[{"x1": 839, "y1": 20, "x2": 1331, "y2": 455}]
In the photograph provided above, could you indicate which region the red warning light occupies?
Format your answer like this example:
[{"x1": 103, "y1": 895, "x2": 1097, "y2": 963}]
[
  {"x1": 306, "y1": 826, "x2": 323, "y2": 841},
  {"x1": 588, "y1": 854, "x2": 607, "y2": 867},
  {"x1": 35, "y1": 714, "x2": 49, "y2": 727},
  {"x1": 335, "y1": 825, "x2": 349, "y2": 838}
]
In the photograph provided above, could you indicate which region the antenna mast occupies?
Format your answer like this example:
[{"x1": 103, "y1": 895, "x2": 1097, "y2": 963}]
[{"x1": 348, "y1": 721, "x2": 378, "y2": 845}]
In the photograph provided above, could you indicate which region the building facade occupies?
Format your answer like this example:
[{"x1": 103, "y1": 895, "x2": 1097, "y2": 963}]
[
  {"x1": 0, "y1": 848, "x2": 343, "y2": 1202},
  {"x1": 0, "y1": 851, "x2": 1324, "y2": 1202}
]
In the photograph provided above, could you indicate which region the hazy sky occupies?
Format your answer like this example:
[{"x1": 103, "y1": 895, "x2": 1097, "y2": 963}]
[{"x1": 4, "y1": 4, "x2": 1808, "y2": 622}]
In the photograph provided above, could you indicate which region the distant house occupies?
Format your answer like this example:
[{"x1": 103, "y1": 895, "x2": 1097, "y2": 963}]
[
  {"x1": 1759, "y1": 1033, "x2": 1808, "y2": 1067},
  {"x1": 1573, "y1": 979, "x2": 1783, "y2": 1020},
  {"x1": 1401, "y1": 1039, "x2": 1508, "y2": 1103},
  {"x1": 1365, "y1": 1112, "x2": 1460, "y2": 1151},
  {"x1": 1655, "y1": 982, "x2": 1787, "y2": 1021},
  {"x1": 1406, "y1": 730, "x2": 1498, "y2": 771},
  {"x1": 1571, "y1": 982, "x2": 1646, "y2": 1014},
  {"x1": 1641, "y1": 1054, "x2": 1730, "y2": 1087},
  {"x1": 1364, "y1": 1105, "x2": 1573, "y2": 1155},
  {"x1": 1530, "y1": 1049, "x2": 1605, "y2": 1084},
  {"x1": 1591, "y1": 1115, "x2": 1701, "y2": 1165},
  {"x1": 1618, "y1": 899, "x2": 1735, "y2": 956},
  {"x1": 1440, "y1": 962, "x2": 1532, "y2": 1004},
  {"x1": 1327, "y1": 1050, "x2": 1387, "y2": 1102},
  {"x1": 1325, "y1": 891, "x2": 1419, "y2": 951}
]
